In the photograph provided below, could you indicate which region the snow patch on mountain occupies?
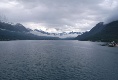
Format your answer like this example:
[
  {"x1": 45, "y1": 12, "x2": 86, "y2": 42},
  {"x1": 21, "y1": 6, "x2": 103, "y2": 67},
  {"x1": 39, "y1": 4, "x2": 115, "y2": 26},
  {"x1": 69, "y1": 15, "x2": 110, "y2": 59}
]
[{"x1": 30, "y1": 29, "x2": 83, "y2": 38}]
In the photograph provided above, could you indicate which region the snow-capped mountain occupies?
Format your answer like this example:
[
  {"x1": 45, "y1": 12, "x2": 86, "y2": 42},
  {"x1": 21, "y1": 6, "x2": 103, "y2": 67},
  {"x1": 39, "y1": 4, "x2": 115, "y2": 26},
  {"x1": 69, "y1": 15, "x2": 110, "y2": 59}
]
[{"x1": 30, "y1": 29, "x2": 83, "y2": 38}]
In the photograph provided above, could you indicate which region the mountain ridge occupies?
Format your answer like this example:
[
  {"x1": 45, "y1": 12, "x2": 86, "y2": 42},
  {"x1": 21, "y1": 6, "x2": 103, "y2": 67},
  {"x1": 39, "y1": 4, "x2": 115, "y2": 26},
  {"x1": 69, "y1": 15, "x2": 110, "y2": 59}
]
[
  {"x1": 32, "y1": 29, "x2": 83, "y2": 38},
  {"x1": 76, "y1": 20, "x2": 118, "y2": 42},
  {"x1": 0, "y1": 21, "x2": 60, "y2": 40}
]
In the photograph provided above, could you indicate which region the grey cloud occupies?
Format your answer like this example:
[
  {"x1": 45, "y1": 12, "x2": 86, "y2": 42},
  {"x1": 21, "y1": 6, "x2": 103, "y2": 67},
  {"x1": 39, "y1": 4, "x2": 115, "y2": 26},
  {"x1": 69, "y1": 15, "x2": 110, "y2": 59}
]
[
  {"x1": 105, "y1": 5, "x2": 118, "y2": 24},
  {"x1": 0, "y1": 0, "x2": 118, "y2": 32}
]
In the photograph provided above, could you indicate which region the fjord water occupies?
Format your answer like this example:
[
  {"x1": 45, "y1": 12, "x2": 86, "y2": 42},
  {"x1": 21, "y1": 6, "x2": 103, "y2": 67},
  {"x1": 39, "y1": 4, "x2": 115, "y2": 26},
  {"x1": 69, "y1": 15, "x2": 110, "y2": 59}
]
[{"x1": 0, "y1": 41, "x2": 118, "y2": 80}]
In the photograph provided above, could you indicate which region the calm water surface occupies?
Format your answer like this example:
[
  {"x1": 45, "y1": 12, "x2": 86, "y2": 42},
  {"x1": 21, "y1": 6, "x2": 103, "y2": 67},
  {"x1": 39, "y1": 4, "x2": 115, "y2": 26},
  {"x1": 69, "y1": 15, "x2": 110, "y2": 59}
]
[{"x1": 0, "y1": 40, "x2": 118, "y2": 80}]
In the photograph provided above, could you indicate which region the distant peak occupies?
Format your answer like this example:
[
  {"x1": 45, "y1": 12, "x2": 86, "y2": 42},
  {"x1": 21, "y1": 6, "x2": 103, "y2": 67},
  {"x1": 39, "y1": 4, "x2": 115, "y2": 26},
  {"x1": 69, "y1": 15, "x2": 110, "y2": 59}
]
[
  {"x1": 15, "y1": 23, "x2": 23, "y2": 26},
  {"x1": 97, "y1": 22, "x2": 104, "y2": 25}
]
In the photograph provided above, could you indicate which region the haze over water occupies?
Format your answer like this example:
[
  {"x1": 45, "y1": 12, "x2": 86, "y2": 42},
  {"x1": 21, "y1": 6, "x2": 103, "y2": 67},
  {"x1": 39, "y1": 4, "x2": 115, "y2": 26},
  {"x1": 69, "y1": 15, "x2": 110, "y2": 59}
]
[{"x1": 0, "y1": 40, "x2": 118, "y2": 80}]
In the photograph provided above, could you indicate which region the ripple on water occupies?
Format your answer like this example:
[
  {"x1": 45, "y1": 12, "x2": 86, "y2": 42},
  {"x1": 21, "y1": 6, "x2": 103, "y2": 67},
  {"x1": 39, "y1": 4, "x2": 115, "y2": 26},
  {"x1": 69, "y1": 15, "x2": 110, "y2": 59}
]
[{"x1": 0, "y1": 41, "x2": 118, "y2": 80}]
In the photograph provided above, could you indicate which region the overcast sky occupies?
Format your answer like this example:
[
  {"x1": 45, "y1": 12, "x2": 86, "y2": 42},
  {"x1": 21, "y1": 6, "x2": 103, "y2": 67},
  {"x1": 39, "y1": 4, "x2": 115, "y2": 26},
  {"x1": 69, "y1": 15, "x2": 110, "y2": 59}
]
[{"x1": 0, "y1": 0, "x2": 118, "y2": 33}]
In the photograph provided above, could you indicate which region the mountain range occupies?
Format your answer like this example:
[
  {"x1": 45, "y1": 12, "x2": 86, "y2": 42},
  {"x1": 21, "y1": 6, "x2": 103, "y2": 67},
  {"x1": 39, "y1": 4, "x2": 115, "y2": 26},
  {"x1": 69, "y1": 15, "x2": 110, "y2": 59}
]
[
  {"x1": 0, "y1": 21, "x2": 82, "y2": 40},
  {"x1": 76, "y1": 20, "x2": 118, "y2": 42},
  {"x1": 1, "y1": 19, "x2": 118, "y2": 41},
  {"x1": 31, "y1": 29, "x2": 83, "y2": 38},
  {"x1": 0, "y1": 22, "x2": 60, "y2": 40}
]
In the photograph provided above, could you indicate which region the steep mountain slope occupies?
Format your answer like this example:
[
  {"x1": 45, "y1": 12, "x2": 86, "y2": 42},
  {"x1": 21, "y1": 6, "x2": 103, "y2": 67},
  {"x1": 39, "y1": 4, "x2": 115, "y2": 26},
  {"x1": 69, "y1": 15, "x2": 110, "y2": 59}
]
[
  {"x1": 0, "y1": 22, "x2": 60, "y2": 40},
  {"x1": 0, "y1": 22, "x2": 29, "y2": 32},
  {"x1": 76, "y1": 22, "x2": 105, "y2": 40},
  {"x1": 76, "y1": 21, "x2": 118, "y2": 42}
]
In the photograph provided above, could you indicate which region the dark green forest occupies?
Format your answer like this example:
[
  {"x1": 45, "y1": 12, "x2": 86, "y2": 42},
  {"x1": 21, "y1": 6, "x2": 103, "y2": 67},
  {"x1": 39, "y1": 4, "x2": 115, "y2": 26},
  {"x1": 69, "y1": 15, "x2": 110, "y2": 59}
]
[{"x1": 76, "y1": 20, "x2": 118, "y2": 42}]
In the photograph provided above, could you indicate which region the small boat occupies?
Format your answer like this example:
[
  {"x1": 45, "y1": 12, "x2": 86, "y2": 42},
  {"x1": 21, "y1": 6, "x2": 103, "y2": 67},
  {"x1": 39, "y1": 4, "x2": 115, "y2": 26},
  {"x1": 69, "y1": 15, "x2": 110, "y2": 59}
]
[
  {"x1": 108, "y1": 41, "x2": 117, "y2": 47},
  {"x1": 108, "y1": 43, "x2": 115, "y2": 47},
  {"x1": 100, "y1": 41, "x2": 117, "y2": 47}
]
